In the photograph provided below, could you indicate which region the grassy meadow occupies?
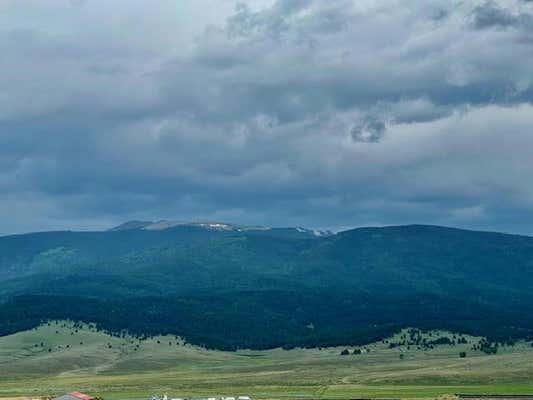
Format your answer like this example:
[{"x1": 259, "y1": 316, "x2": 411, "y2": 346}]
[{"x1": 1, "y1": 322, "x2": 533, "y2": 400}]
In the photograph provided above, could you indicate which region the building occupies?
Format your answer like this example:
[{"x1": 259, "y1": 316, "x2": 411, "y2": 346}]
[{"x1": 53, "y1": 392, "x2": 95, "y2": 400}]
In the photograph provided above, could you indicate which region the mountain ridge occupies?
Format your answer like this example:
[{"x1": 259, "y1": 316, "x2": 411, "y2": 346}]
[
  {"x1": 0, "y1": 223, "x2": 532, "y2": 350},
  {"x1": 108, "y1": 219, "x2": 335, "y2": 237}
]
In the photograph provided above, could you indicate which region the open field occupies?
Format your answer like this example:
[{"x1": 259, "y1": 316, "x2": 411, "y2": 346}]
[{"x1": 1, "y1": 322, "x2": 533, "y2": 400}]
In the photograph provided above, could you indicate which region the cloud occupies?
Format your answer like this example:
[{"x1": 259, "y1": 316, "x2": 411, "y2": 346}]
[
  {"x1": 69, "y1": 0, "x2": 87, "y2": 7},
  {"x1": 471, "y1": 0, "x2": 533, "y2": 30},
  {"x1": 350, "y1": 117, "x2": 387, "y2": 143},
  {"x1": 472, "y1": 1, "x2": 519, "y2": 28},
  {"x1": 1, "y1": 0, "x2": 533, "y2": 235}
]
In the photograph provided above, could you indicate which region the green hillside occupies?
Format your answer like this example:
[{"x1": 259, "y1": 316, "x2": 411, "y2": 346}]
[
  {"x1": 2, "y1": 322, "x2": 533, "y2": 399},
  {"x1": 1, "y1": 224, "x2": 533, "y2": 349}
]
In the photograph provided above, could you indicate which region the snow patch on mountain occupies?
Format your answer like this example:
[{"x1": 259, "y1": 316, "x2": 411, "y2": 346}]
[{"x1": 109, "y1": 220, "x2": 333, "y2": 237}]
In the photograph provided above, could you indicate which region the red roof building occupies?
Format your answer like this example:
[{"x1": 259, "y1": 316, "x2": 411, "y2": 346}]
[{"x1": 53, "y1": 392, "x2": 95, "y2": 400}]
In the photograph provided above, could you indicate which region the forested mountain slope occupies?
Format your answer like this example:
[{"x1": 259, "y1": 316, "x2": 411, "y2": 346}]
[{"x1": 1, "y1": 223, "x2": 532, "y2": 349}]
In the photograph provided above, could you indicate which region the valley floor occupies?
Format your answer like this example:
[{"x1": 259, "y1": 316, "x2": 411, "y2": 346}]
[{"x1": 1, "y1": 323, "x2": 533, "y2": 400}]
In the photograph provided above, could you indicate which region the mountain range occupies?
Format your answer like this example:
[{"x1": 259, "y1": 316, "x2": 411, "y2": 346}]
[{"x1": 0, "y1": 222, "x2": 532, "y2": 350}]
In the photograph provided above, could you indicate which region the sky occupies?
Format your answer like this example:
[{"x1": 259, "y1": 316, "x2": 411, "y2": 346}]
[{"x1": 2, "y1": 0, "x2": 533, "y2": 235}]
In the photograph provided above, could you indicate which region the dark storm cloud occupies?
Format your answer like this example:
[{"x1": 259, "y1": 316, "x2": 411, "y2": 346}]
[
  {"x1": 473, "y1": 1, "x2": 518, "y2": 28},
  {"x1": 472, "y1": 0, "x2": 533, "y2": 29},
  {"x1": 350, "y1": 118, "x2": 387, "y2": 143},
  {"x1": 2, "y1": 0, "x2": 533, "y2": 235}
]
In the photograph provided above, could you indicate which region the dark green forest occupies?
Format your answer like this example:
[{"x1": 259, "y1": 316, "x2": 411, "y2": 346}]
[{"x1": 1, "y1": 224, "x2": 533, "y2": 350}]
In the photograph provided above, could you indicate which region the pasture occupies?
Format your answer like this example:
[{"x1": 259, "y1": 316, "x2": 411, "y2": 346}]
[{"x1": 1, "y1": 322, "x2": 533, "y2": 399}]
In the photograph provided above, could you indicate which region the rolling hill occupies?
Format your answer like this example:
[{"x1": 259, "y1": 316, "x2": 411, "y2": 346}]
[
  {"x1": 0, "y1": 222, "x2": 532, "y2": 349},
  {"x1": 3, "y1": 321, "x2": 533, "y2": 399}
]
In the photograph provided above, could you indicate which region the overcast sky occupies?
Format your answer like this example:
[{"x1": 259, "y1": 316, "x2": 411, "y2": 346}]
[{"x1": 2, "y1": 0, "x2": 533, "y2": 235}]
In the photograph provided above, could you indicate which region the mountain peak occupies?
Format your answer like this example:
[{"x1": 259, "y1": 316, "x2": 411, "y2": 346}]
[
  {"x1": 108, "y1": 220, "x2": 259, "y2": 232},
  {"x1": 108, "y1": 220, "x2": 333, "y2": 237},
  {"x1": 108, "y1": 220, "x2": 153, "y2": 231}
]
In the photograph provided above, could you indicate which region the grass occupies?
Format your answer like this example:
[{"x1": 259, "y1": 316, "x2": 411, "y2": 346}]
[{"x1": 1, "y1": 322, "x2": 533, "y2": 399}]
